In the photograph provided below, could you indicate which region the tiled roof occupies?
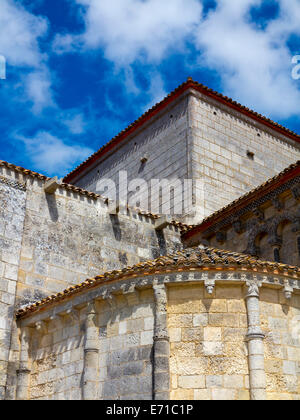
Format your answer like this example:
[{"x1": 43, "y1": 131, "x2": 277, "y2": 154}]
[
  {"x1": 0, "y1": 160, "x2": 101, "y2": 199},
  {"x1": 183, "y1": 161, "x2": 300, "y2": 239},
  {"x1": 16, "y1": 246, "x2": 300, "y2": 319},
  {"x1": 0, "y1": 159, "x2": 189, "y2": 229},
  {"x1": 63, "y1": 78, "x2": 300, "y2": 184}
]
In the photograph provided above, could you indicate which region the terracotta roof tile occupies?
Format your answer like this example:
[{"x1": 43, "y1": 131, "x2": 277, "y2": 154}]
[{"x1": 16, "y1": 246, "x2": 300, "y2": 319}]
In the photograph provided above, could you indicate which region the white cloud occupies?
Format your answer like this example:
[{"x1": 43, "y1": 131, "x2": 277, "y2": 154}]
[
  {"x1": 0, "y1": 0, "x2": 47, "y2": 67},
  {"x1": 53, "y1": 0, "x2": 300, "y2": 120},
  {"x1": 0, "y1": 0, "x2": 53, "y2": 112},
  {"x1": 194, "y1": 0, "x2": 300, "y2": 118},
  {"x1": 143, "y1": 72, "x2": 167, "y2": 111},
  {"x1": 54, "y1": 0, "x2": 202, "y2": 65},
  {"x1": 18, "y1": 131, "x2": 93, "y2": 176},
  {"x1": 24, "y1": 66, "x2": 55, "y2": 113},
  {"x1": 62, "y1": 112, "x2": 87, "y2": 135}
]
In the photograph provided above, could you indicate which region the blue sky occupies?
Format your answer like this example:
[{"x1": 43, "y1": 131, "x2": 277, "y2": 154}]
[{"x1": 0, "y1": 0, "x2": 299, "y2": 177}]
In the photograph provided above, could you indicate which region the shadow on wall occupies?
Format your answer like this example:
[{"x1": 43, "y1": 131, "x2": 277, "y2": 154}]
[
  {"x1": 46, "y1": 194, "x2": 59, "y2": 223},
  {"x1": 109, "y1": 214, "x2": 122, "y2": 241}
]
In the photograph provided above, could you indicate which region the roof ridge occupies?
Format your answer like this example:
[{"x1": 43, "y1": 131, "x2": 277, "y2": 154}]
[
  {"x1": 63, "y1": 78, "x2": 300, "y2": 183},
  {"x1": 16, "y1": 245, "x2": 300, "y2": 319}
]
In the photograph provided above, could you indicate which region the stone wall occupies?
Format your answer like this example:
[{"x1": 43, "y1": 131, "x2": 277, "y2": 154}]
[
  {"x1": 0, "y1": 166, "x2": 181, "y2": 399},
  {"x1": 168, "y1": 284, "x2": 249, "y2": 400},
  {"x1": 0, "y1": 177, "x2": 26, "y2": 399},
  {"x1": 29, "y1": 312, "x2": 84, "y2": 400},
  {"x1": 20, "y1": 289, "x2": 154, "y2": 400},
  {"x1": 16, "y1": 270, "x2": 300, "y2": 400},
  {"x1": 75, "y1": 95, "x2": 192, "y2": 218},
  {"x1": 260, "y1": 288, "x2": 300, "y2": 400},
  {"x1": 189, "y1": 92, "x2": 300, "y2": 221},
  {"x1": 0, "y1": 167, "x2": 181, "y2": 308},
  {"x1": 71, "y1": 90, "x2": 300, "y2": 224},
  {"x1": 97, "y1": 290, "x2": 154, "y2": 400}
]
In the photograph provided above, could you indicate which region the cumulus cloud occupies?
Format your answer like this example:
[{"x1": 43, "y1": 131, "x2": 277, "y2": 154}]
[
  {"x1": 194, "y1": 0, "x2": 300, "y2": 118},
  {"x1": 0, "y1": 0, "x2": 53, "y2": 111},
  {"x1": 62, "y1": 112, "x2": 87, "y2": 135},
  {"x1": 54, "y1": 0, "x2": 203, "y2": 65},
  {"x1": 53, "y1": 0, "x2": 300, "y2": 120},
  {"x1": 0, "y1": 0, "x2": 47, "y2": 67},
  {"x1": 18, "y1": 131, "x2": 93, "y2": 176}
]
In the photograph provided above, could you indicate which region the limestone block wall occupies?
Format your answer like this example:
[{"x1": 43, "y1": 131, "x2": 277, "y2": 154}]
[
  {"x1": 20, "y1": 289, "x2": 154, "y2": 400},
  {"x1": 260, "y1": 289, "x2": 300, "y2": 400},
  {"x1": 0, "y1": 177, "x2": 26, "y2": 399},
  {"x1": 29, "y1": 313, "x2": 84, "y2": 400},
  {"x1": 0, "y1": 167, "x2": 182, "y2": 308},
  {"x1": 168, "y1": 284, "x2": 250, "y2": 400},
  {"x1": 97, "y1": 290, "x2": 154, "y2": 400},
  {"x1": 189, "y1": 92, "x2": 300, "y2": 220},
  {"x1": 71, "y1": 90, "x2": 300, "y2": 224},
  {"x1": 75, "y1": 95, "x2": 191, "y2": 217},
  {"x1": 15, "y1": 270, "x2": 300, "y2": 400}
]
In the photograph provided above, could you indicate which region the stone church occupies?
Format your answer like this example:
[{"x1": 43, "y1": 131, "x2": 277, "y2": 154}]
[{"x1": 0, "y1": 78, "x2": 300, "y2": 400}]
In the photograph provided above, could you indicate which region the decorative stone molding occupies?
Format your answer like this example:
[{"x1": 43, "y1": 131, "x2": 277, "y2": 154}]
[
  {"x1": 35, "y1": 321, "x2": 47, "y2": 334},
  {"x1": 253, "y1": 208, "x2": 264, "y2": 222},
  {"x1": 292, "y1": 185, "x2": 300, "y2": 201},
  {"x1": 284, "y1": 282, "x2": 294, "y2": 300},
  {"x1": 200, "y1": 179, "x2": 300, "y2": 237},
  {"x1": 271, "y1": 196, "x2": 284, "y2": 211},
  {"x1": 204, "y1": 278, "x2": 216, "y2": 295}
]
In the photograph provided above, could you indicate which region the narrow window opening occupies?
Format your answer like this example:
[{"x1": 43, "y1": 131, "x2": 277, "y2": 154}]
[{"x1": 247, "y1": 151, "x2": 255, "y2": 160}]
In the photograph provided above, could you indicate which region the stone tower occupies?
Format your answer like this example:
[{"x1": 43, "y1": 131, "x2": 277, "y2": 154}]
[{"x1": 64, "y1": 79, "x2": 300, "y2": 224}]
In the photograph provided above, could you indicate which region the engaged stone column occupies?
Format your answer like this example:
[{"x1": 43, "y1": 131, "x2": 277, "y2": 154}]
[
  {"x1": 245, "y1": 282, "x2": 266, "y2": 401},
  {"x1": 16, "y1": 327, "x2": 31, "y2": 400},
  {"x1": 83, "y1": 302, "x2": 99, "y2": 400},
  {"x1": 153, "y1": 284, "x2": 170, "y2": 400}
]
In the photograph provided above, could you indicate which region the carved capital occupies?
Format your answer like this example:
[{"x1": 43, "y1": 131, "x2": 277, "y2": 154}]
[
  {"x1": 268, "y1": 234, "x2": 282, "y2": 248},
  {"x1": 245, "y1": 281, "x2": 262, "y2": 299}
]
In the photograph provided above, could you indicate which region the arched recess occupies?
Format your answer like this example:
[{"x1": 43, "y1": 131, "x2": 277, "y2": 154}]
[
  {"x1": 275, "y1": 214, "x2": 300, "y2": 266},
  {"x1": 255, "y1": 232, "x2": 273, "y2": 261}
]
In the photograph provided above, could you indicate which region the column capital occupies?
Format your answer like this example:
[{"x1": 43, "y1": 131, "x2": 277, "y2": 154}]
[{"x1": 245, "y1": 281, "x2": 262, "y2": 299}]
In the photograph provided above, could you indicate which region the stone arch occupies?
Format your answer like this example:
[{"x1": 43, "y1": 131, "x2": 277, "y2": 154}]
[
  {"x1": 245, "y1": 224, "x2": 269, "y2": 256},
  {"x1": 272, "y1": 212, "x2": 300, "y2": 266}
]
